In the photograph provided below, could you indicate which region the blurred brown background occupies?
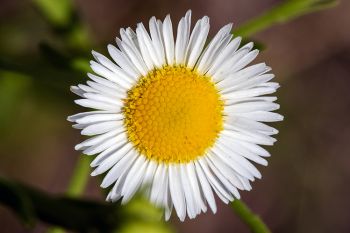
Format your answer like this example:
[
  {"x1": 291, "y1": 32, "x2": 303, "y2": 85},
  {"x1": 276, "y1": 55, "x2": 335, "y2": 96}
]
[{"x1": 0, "y1": 0, "x2": 350, "y2": 232}]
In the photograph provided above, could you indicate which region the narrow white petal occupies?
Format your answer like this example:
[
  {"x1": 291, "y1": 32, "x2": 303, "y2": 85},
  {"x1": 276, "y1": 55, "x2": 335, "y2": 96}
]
[
  {"x1": 86, "y1": 81, "x2": 125, "y2": 100},
  {"x1": 222, "y1": 87, "x2": 277, "y2": 100},
  {"x1": 229, "y1": 49, "x2": 259, "y2": 73},
  {"x1": 233, "y1": 111, "x2": 284, "y2": 122},
  {"x1": 87, "y1": 73, "x2": 125, "y2": 93},
  {"x1": 140, "y1": 160, "x2": 157, "y2": 192},
  {"x1": 82, "y1": 137, "x2": 116, "y2": 155},
  {"x1": 205, "y1": 155, "x2": 241, "y2": 198},
  {"x1": 90, "y1": 140, "x2": 127, "y2": 167},
  {"x1": 149, "y1": 16, "x2": 165, "y2": 65},
  {"x1": 206, "y1": 152, "x2": 245, "y2": 190},
  {"x1": 222, "y1": 128, "x2": 276, "y2": 146},
  {"x1": 136, "y1": 24, "x2": 155, "y2": 70},
  {"x1": 237, "y1": 141, "x2": 271, "y2": 157},
  {"x1": 99, "y1": 147, "x2": 137, "y2": 186},
  {"x1": 206, "y1": 37, "x2": 242, "y2": 76},
  {"x1": 186, "y1": 162, "x2": 207, "y2": 213},
  {"x1": 75, "y1": 113, "x2": 123, "y2": 125},
  {"x1": 224, "y1": 117, "x2": 278, "y2": 135},
  {"x1": 175, "y1": 10, "x2": 191, "y2": 65},
  {"x1": 198, "y1": 158, "x2": 232, "y2": 203},
  {"x1": 116, "y1": 38, "x2": 149, "y2": 75},
  {"x1": 70, "y1": 86, "x2": 84, "y2": 97},
  {"x1": 163, "y1": 15, "x2": 175, "y2": 65},
  {"x1": 121, "y1": 155, "x2": 147, "y2": 203},
  {"x1": 75, "y1": 129, "x2": 120, "y2": 150},
  {"x1": 180, "y1": 164, "x2": 197, "y2": 218},
  {"x1": 217, "y1": 63, "x2": 271, "y2": 91},
  {"x1": 83, "y1": 93, "x2": 122, "y2": 107},
  {"x1": 91, "y1": 52, "x2": 135, "y2": 84},
  {"x1": 81, "y1": 121, "x2": 122, "y2": 135},
  {"x1": 169, "y1": 165, "x2": 186, "y2": 221},
  {"x1": 194, "y1": 161, "x2": 217, "y2": 213},
  {"x1": 90, "y1": 61, "x2": 132, "y2": 89},
  {"x1": 137, "y1": 23, "x2": 162, "y2": 67},
  {"x1": 68, "y1": 110, "x2": 113, "y2": 122},
  {"x1": 214, "y1": 141, "x2": 261, "y2": 179},
  {"x1": 211, "y1": 145, "x2": 255, "y2": 180},
  {"x1": 224, "y1": 101, "x2": 280, "y2": 114},
  {"x1": 91, "y1": 141, "x2": 131, "y2": 176},
  {"x1": 185, "y1": 16, "x2": 210, "y2": 68},
  {"x1": 107, "y1": 44, "x2": 140, "y2": 79},
  {"x1": 196, "y1": 23, "x2": 233, "y2": 74},
  {"x1": 75, "y1": 99, "x2": 120, "y2": 112}
]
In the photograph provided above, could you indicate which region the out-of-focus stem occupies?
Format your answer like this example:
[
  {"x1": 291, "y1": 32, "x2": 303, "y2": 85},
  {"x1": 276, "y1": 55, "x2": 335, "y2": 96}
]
[
  {"x1": 231, "y1": 200, "x2": 271, "y2": 233},
  {"x1": 234, "y1": 0, "x2": 338, "y2": 37}
]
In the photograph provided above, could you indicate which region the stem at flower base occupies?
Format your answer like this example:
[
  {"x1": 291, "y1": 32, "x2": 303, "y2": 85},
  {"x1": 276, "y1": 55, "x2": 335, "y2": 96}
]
[
  {"x1": 231, "y1": 200, "x2": 271, "y2": 233},
  {"x1": 47, "y1": 156, "x2": 91, "y2": 233}
]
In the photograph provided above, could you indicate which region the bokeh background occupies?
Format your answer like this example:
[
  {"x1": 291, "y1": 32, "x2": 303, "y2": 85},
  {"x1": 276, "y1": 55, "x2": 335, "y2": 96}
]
[{"x1": 1, "y1": 0, "x2": 349, "y2": 232}]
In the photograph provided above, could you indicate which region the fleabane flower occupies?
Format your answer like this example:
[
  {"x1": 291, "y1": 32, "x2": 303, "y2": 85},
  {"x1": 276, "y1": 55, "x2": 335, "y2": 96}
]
[{"x1": 68, "y1": 10, "x2": 283, "y2": 221}]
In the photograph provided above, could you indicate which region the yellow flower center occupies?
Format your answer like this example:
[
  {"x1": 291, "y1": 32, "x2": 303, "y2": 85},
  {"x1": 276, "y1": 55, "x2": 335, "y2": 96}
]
[{"x1": 123, "y1": 66, "x2": 223, "y2": 163}]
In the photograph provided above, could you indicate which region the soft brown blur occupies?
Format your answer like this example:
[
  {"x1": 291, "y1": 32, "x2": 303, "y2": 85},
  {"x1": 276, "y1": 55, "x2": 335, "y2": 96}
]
[{"x1": 1, "y1": 0, "x2": 350, "y2": 232}]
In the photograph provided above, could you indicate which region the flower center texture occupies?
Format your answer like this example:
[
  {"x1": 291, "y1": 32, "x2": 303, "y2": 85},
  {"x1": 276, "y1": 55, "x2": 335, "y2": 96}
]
[{"x1": 123, "y1": 66, "x2": 224, "y2": 163}]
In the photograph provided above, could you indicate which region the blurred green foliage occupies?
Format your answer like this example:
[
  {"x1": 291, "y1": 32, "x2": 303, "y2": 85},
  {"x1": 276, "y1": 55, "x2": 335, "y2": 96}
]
[
  {"x1": 0, "y1": 71, "x2": 31, "y2": 131},
  {"x1": 234, "y1": 0, "x2": 338, "y2": 37},
  {"x1": 0, "y1": 0, "x2": 338, "y2": 232}
]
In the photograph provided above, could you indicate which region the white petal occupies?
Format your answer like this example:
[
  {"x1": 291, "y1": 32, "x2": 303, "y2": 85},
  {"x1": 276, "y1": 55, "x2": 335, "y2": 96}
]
[
  {"x1": 163, "y1": 15, "x2": 175, "y2": 65},
  {"x1": 224, "y1": 101, "x2": 280, "y2": 114},
  {"x1": 149, "y1": 17, "x2": 165, "y2": 65},
  {"x1": 233, "y1": 111, "x2": 284, "y2": 122},
  {"x1": 169, "y1": 164, "x2": 186, "y2": 221},
  {"x1": 91, "y1": 141, "x2": 131, "y2": 176},
  {"x1": 137, "y1": 23, "x2": 162, "y2": 67},
  {"x1": 107, "y1": 44, "x2": 140, "y2": 79},
  {"x1": 75, "y1": 98, "x2": 120, "y2": 112},
  {"x1": 75, "y1": 129, "x2": 120, "y2": 150},
  {"x1": 206, "y1": 36, "x2": 242, "y2": 76},
  {"x1": 121, "y1": 155, "x2": 148, "y2": 204},
  {"x1": 99, "y1": 146, "x2": 137, "y2": 185},
  {"x1": 86, "y1": 81, "x2": 126, "y2": 100},
  {"x1": 198, "y1": 158, "x2": 233, "y2": 203},
  {"x1": 185, "y1": 16, "x2": 210, "y2": 68},
  {"x1": 90, "y1": 61, "x2": 132, "y2": 89},
  {"x1": 194, "y1": 161, "x2": 217, "y2": 213},
  {"x1": 81, "y1": 121, "x2": 122, "y2": 135},
  {"x1": 136, "y1": 24, "x2": 156, "y2": 70},
  {"x1": 186, "y1": 162, "x2": 207, "y2": 213},
  {"x1": 205, "y1": 155, "x2": 241, "y2": 198},
  {"x1": 196, "y1": 23, "x2": 232, "y2": 74},
  {"x1": 116, "y1": 38, "x2": 149, "y2": 76},
  {"x1": 222, "y1": 87, "x2": 277, "y2": 100},
  {"x1": 180, "y1": 164, "x2": 197, "y2": 218},
  {"x1": 175, "y1": 10, "x2": 191, "y2": 65}
]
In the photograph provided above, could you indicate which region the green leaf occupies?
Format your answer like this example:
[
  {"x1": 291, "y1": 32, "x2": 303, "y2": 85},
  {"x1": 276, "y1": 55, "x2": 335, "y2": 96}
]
[
  {"x1": 234, "y1": 0, "x2": 339, "y2": 37},
  {"x1": 0, "y1": 177, "x2": 122, "y2": 232},
  {"x1": 31, "y1": 0, "x2": 73, "y2": 27},
  {"x1": 0, "y1": 179, "x2": 36, "y2": 226},
  {"x1": 0, "y1": 177, "x2": 173, "y2": 233},
  {"x1": 0, "y1": 71, "x2": 31, "y2": 132}
]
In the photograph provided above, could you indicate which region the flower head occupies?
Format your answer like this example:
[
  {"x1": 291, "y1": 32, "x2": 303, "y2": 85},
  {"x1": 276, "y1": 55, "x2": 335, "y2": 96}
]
[{"x1": 68, "y1": 10, "x2": 283, "y2": 221}]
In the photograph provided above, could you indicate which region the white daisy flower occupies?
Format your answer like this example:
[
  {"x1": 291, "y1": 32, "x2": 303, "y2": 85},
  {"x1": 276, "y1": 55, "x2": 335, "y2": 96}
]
[{"x1": 68, "y1": 10, "x2": 283, "y2": 221}]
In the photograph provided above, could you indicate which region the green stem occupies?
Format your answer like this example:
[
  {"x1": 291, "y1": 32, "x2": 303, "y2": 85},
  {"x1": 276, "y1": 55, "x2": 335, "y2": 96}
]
[
  {"x1": 65, "y1": 156, "x2": 92, "y2": 197},
  {"x1": 47, "y1": 156, "x2": 91, "y2": 233},
  {"x1": 231, "y1": 200, "x2": 271, "y2": 233},
  {"x1": 234, "y1": 0, "x2": 338, "y2": 37}
]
